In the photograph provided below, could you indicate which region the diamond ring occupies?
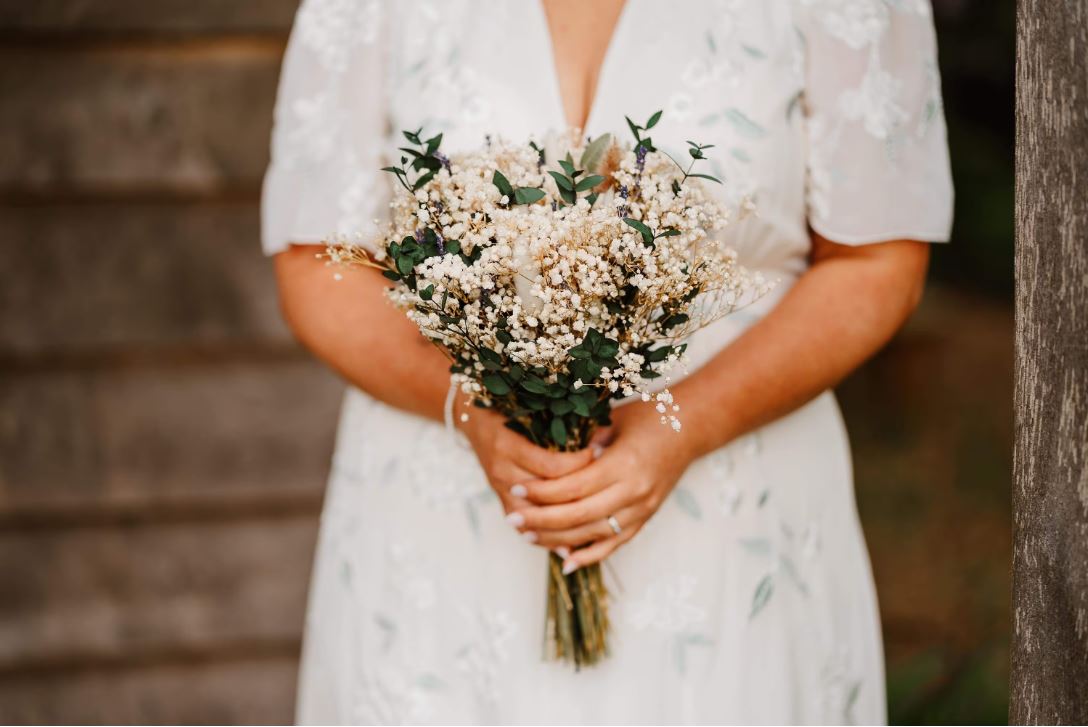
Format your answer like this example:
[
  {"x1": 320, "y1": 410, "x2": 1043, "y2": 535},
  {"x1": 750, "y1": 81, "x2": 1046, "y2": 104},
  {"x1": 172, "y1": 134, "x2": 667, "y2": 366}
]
[{"x1": 607, "y1": 515, "x2": 623, "y2": 535}]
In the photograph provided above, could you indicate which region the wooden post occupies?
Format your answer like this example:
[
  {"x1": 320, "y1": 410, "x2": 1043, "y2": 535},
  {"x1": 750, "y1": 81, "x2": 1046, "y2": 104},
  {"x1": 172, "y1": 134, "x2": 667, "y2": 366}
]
[{"x1": 1012, "y1": 0, "x2": 1088, "y2": 723}]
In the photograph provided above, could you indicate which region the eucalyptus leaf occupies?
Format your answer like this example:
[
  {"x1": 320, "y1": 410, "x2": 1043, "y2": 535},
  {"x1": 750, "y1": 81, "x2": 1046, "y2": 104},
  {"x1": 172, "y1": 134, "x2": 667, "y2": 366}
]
[
  {"x1": 575, "y1": 175, "x2": 605, "y2": 192},
  {"x1": 579, "y1": 133, "x2": 612, "y2": 173},
  {"x1": 548, "y1": 170, "x2": 574, "y2": 191},
  {"x1": 514, "y1": 186, "x2": 546, "y2": 204},
  {"x1": 549, "y1": 417, "x2": 568, "y2": 447},
  {"x1": 482, "y1": 372, "x2": 511, "y2": 395},
  {"x1": 492, "y1": 169, "x2": 514, "y2": 197}
]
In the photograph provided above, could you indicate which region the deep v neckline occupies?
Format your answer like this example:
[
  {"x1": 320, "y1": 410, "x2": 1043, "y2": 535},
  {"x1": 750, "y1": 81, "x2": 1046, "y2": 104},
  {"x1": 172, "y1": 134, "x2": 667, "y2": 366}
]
[{"x1": 533, "y1": 0, "x2": 633, "y2": 135}]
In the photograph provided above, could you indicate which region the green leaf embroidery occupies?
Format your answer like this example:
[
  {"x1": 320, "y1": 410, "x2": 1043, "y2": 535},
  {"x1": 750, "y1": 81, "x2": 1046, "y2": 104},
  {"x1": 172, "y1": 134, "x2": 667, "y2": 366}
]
[{"x1": 749, "y1": 575, "x2": 774, "y2": 619}]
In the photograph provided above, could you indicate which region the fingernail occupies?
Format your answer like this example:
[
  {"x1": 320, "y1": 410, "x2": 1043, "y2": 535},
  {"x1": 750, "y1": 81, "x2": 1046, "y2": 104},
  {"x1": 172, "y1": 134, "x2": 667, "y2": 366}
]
[
  {"x1": 510, "y1": 483, "x2": 528, "y2": 498},
  {"x1": 522, "y1": 531, "x2": 538, "y2": 543},
  {"x1": 562, "y1": 559, "x2": 579, "y2": 575},
  {"x1": 591, "y1": 443, "x2": 604, "y2": 460},
  {"x1": 505, "y1": 511, "x2": 525, "y2": 528},
  {"x1": 555, "y1": 546, "x2": 570, "y2": 559}
]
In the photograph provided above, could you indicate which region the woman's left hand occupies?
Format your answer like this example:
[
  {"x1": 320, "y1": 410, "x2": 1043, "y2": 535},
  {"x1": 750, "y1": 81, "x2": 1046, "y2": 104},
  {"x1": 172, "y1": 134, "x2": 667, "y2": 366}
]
[{"x1": 504, "y1": 400, "x2": 698, "y2": 574}]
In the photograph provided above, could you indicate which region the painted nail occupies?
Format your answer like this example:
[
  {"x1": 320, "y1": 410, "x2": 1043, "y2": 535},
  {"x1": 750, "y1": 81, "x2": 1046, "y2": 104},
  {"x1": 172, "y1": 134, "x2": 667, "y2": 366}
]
[
  {"x1": 510, "y1": 483, "x2": 528, "y2": 498},
  {"x1": 591, "y1": 443, "x2": 604, "y2": 460},
  {"x1": 505, "y1": 511, "x2": 525, "y2": 528},
  {"x1": 561, "y1": 559, "x2": 579, "y2": 575},
  {"x1": 554, "y1": 546, "x2": 570, "y2": 559},
  {"x1": 522, "y1": 531, "x2": 539, "y2": 543}
]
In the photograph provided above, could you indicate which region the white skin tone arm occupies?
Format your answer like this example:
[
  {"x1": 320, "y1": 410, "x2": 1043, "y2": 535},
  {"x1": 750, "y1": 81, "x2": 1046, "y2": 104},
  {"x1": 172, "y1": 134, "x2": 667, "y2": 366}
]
[{"x1": 274, "y1": 234, "x2": 929, "y2": 573}]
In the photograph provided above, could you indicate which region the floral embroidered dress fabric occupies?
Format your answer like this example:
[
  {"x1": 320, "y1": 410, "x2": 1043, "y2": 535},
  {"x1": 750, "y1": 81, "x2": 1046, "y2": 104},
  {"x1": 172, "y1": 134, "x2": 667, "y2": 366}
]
[{"x1": 260, "y1": 0, "x2": 952, "y2": 723}]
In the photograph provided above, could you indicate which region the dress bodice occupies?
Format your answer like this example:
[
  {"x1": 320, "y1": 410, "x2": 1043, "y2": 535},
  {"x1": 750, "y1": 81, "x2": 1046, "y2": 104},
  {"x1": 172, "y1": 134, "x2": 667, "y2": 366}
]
[{"x1": 263, "y1": 0, "x2": 952, "y2": 277}]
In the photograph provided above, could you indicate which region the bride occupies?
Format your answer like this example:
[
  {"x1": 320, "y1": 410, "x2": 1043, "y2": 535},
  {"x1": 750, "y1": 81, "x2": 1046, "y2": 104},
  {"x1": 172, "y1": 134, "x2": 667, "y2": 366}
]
[{"x1": 262, "y1": 0, "x2": 953, "y2": 723}]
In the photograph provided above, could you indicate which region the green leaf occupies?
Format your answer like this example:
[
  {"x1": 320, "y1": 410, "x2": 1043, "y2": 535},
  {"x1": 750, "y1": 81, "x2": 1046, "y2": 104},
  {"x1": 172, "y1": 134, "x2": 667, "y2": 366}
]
[
  {"x1": 524, "y1": 395, "x2": 549, "y2": 411},
  {"x1": 688, "y1": 173, "x2": 723, "y2": 184},
  {"x1": 645, "y1": 346, "x2": 673, "y2": 363},
  {"x1": 547, "y1": 170, "x2": 574, "y2": 191},
  {"x1": 445, "y1": 239, "x2": 461, "y2": 254},
  {"x1": 412, "y1": 170, "x2": 436, "y2": 190},
  {"x1": 575, "y1": 175, "x2": 605, "y2": 192},
  {"x1": 425, "y1": 132, "x2": 443, "y2": 155},
  {"x1": 479, "y1": 347, "x2": 503, "y2": 366},
  {"x1": 622, "y1": 217, "x2": 655, "y2": 245},
  {"x1": 586, "y1": 192, "x2": 599, "y2": 207},
  {"x1": 660, "y1": 312, "x2": 690, "y2": 331},
  {"x1": 558, "y1": 157, "x2": 577, "y2": 177},
  {"x1": 645, "y1": 109, "x2": 663, "y2": 129},
  {"x1": 382, "y1": 270, "x2": 401, "y2": 281},
  {"x1": 625, "y1": 115, "x2": 642, "y2": 140},
  {"x1": 514, "y1": 186, "x2": 546, "y2": 204},
  {"x1": 658, "y1": 227, "x2": 681, "y2": 238},
  {"x1": 579, "y1": 133, "x2": 612, "y2": 173},
  {"x1": 519, "y1": 377, "x2": 548, "y2": 395},
  {"x1": 549, "y1": 399, "x2": 575, "y2": 416},
  {"x1": 482, "y1": 373, "x2": 511, "y2": 396},
  {"x1": 597, "y1": 338, "x2": 619, "y2": 358},
  {"x1": 492, "y1": 169, "x2": 514, "y2": 197},
  {"x1": 549, "y1": 417, "x2": 568, "y2": 447},
  {"x1": 496, "y1": 329, "x2": 512, "y2": 345},
  {"x1": 403, "y1": 128, "x2": 422, "y2": 145},
  {"x1": 396, "y1": 255, "x2": 414, "y2": 276},
  {"x1": 419, "y1": 284, "x2": 434, "y2": 301}
]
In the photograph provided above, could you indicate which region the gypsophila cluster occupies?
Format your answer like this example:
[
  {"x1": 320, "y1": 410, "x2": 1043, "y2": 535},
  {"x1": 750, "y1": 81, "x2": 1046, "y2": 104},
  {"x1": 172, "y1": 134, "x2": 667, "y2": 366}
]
[{"x1": 326, "y1": 112, "x2": 771, "y2": 451}]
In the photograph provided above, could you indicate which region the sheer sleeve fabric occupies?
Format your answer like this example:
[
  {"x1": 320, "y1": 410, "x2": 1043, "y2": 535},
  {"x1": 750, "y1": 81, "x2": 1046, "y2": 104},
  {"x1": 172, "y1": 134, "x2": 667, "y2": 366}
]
[
  {"x1": 260, "y1": 0, "x2": 390, "y2": 255},
  {"x1": 798, "y1": 0, "x2": 953, "y2": 245}
]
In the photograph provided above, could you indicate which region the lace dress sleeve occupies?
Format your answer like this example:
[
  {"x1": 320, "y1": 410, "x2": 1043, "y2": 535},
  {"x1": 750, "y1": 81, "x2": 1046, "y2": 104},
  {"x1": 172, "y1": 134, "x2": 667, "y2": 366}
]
[
  {"x1": 798, "y1": 0, "x2": 954, "y2": 245},
  {"x1": 260, "y1": 0, "x2": 390, "y2": 255}
]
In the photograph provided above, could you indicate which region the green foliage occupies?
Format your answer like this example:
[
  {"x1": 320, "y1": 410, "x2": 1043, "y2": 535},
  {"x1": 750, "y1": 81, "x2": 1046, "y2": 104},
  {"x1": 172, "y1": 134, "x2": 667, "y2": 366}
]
[
  {"x1": 548, "y1": 153, "x2": 603, "y2": 207},
  {"x1": 625, "y1": 110, "x2": 661, "y2": 151}
]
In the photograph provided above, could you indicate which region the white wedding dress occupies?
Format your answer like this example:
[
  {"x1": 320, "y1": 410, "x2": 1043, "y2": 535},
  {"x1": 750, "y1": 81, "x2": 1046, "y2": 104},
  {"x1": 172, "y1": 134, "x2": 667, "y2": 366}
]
[{"x1": 261, "y1": 1, "x2": 953, "y2": 723}]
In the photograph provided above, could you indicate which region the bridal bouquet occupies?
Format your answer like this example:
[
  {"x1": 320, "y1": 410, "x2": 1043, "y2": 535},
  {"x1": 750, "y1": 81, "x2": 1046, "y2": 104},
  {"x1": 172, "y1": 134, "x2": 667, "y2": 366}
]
[{"x1": 326, "y1": 112, "x2": 768, "y2": 668}]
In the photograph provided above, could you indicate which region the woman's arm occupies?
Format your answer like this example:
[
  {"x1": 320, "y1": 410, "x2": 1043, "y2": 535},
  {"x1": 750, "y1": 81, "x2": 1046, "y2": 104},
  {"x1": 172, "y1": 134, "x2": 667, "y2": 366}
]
[
  {"x1": 274, "y1": 244, "x2": 452, "y2": 421},
  {"x1": 507, "y1": 234, "x2": 931, "y2": 570},
  {"x1": 677, "y1": 234, "x2": 930, "y2": 460},
  {"x1": 274, "y1": 243, "x2": 598, "y2": 506}
]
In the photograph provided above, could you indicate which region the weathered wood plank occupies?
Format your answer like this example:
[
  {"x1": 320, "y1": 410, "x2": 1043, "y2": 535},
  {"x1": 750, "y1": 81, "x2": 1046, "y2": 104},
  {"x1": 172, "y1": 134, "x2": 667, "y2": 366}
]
[
  {"x1": 1012, "y1": 0, "x2": 1088, "y2": 723},
  {"x1": 0, "y1": 203, "x2": 290, "y2": 354},
  {"x1": 0, "y1": 656, "x2": 298, "y2": 724},
  {"x1": 0, "y1": 360, "x2": 343, "y2": 512},
  {"x1": 0, "y1": 517, "x2": 316, "y2": 666},
  {"x1": 0, "y1": 44, "x2": 280, "y2": 194},
  {"x1": 0, "y1": 0, "x2": 299, "y2": 34}
]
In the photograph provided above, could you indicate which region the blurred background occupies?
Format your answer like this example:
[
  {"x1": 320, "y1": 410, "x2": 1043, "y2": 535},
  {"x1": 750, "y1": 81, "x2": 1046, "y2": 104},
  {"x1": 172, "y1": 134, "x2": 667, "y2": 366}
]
[{"x1": 0, "y1": 1, "x2": 1013, "y2": 724}]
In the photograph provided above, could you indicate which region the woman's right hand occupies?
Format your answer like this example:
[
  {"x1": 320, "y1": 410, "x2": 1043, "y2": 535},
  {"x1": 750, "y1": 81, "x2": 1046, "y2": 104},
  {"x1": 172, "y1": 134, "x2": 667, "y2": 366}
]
[{"x1": 453, "y1": 393, "x2": 598, "y2": 544}]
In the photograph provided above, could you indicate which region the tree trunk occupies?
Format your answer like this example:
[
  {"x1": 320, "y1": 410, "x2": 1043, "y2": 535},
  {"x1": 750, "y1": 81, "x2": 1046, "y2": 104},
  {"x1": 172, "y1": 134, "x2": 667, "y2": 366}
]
[{"x1": 1012, "y1": 0, "x2": 1088, "y2": 723}]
